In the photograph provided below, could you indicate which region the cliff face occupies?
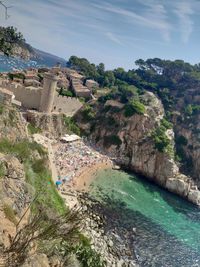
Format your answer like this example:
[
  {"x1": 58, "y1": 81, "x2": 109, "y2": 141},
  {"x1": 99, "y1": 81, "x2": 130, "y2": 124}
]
[
  {"x1": 0, "y1": 26, "x2": 36, "y2": 60},
  {"x1": 76, "y1": 92, "x2": 200, "y2": 205},
  {"x1": 12, "y1": 43, "x2": 36, "y2": 60},
  {"x1": 26, "y1": 110, "x2": 66, "y2": 139},
  {"x1": 0, "y1": 105, "x2": 27, "y2": 141}
]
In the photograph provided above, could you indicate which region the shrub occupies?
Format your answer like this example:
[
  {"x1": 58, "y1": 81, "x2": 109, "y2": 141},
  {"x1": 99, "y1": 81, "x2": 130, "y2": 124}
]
[
  {"x1": 151, "y1": 126, "x2": 172, "y2": 154},
  {"x1": 28, "y1": 123, "x2": 41, "y2": 135},
  {"x1": 185, "y1": 104, "x2": 200, "y2": 116},
  {"x1": 8, "y1": 72, "x2": 25, "y2": 81},
  {"x1": 124, "y1": 99, "x2": 145, "y2": 117},
  {"x1": 0, "y1": 139, "x2": 46, "y2": 162},
  {"x1": 25, "y1": 160, "x2": 66, "y2": 215},
  {"x1": 82, "y1": 105, "x2": 95, "y2": 121},
  {"x1": 160, "y1": 118, "x2": 173, "y2": 129},
  {"x1": 59, "y1": 88, "x2": 73, "y2": 97},
  {"x1": 63, "y1": 116, "x2": 80, "y2": 136}
]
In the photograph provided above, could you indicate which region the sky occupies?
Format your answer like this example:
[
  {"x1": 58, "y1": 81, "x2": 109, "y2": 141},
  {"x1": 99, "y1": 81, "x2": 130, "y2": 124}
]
[{"x1": 0, "y1": 0, "x2": 200, "y2": 70}]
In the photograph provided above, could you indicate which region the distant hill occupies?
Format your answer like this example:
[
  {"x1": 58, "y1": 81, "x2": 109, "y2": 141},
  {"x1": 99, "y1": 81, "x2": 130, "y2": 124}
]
[
  {"x1": 0, "y1": 26, "x2": 66, "y2": 65},
  {"x1": 34, "y1": 49, "x2": 66, "y2": 67}
]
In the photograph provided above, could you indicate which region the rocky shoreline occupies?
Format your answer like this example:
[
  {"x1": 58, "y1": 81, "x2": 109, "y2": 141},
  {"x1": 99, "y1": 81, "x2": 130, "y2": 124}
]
[{"x1": 66, "y1": 189, "x2": 139, "y2": 267}]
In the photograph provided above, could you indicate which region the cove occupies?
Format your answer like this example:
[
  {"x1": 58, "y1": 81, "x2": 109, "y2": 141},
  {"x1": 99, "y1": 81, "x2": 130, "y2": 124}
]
[{"x1": 89, "y1": 169, "x2": 200, "y2": 267}]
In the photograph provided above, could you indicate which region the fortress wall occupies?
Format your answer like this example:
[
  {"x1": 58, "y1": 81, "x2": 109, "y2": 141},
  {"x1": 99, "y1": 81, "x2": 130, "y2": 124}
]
[
  {"x1": 53, "y1": 94, "x2": 83, "y2": 115},
  {"x1": 0, "y1": 81, "x2": 42, "y2": 109}
]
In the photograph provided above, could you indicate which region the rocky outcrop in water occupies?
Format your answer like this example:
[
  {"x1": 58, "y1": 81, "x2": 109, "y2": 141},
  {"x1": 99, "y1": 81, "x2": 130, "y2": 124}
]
[{"x1": 76, "y1": 92, "x2": 200, "y2": 205}]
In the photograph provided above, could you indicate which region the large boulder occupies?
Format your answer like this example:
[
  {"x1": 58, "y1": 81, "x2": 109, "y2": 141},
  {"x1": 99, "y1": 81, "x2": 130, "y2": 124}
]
[
  {"x1": 188, "y1": 190, "x2": 200, "y2": 205},
  {"x1": 166, "y1": 178, "x2": 189, "y2": 197}
]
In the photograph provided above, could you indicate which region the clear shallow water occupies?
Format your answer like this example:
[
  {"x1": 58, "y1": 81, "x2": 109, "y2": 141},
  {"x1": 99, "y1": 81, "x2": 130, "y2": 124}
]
[{"x1": 89, "y1": 169, "x2": 200, "y2": 267}]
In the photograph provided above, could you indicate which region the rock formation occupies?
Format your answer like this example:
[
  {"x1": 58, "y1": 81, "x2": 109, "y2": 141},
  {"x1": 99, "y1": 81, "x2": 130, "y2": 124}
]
[{"x1": 76, "y1": 92, "x2": 200, "y2": 205}]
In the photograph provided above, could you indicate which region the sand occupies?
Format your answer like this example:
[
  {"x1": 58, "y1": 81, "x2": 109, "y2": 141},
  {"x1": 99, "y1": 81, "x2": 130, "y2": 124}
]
[{"x1": 73, "y1": 160, "x2": 113, "y2": 191}]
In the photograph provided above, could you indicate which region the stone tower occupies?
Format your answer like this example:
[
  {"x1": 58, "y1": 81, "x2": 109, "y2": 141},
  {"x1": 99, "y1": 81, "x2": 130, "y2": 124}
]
[{"x1": 39, "y1": 73, "x2": 58, "y2": 113}]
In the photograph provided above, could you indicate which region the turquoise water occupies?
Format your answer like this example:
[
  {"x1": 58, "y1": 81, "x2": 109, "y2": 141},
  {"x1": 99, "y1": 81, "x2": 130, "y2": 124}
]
[{"x1": 89, "y1": 169, "x2": 200, "y2": 267}]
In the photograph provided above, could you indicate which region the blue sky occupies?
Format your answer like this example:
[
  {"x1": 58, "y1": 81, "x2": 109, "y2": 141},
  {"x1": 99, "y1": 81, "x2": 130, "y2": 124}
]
[{"x1": 0, "y1": 0, "x2": 200, "y2": 69}]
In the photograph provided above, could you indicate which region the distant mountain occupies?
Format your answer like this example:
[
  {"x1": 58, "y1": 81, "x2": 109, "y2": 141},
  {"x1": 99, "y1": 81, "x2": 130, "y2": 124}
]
[{"x1": 34, "y1": 49, "x2": 66, "y2": 67}]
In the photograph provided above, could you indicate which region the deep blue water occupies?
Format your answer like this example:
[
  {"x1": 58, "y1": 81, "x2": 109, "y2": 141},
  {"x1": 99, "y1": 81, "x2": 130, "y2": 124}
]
[{"x1": 0, "y1": 51, "x2": 66, "y2": 72}]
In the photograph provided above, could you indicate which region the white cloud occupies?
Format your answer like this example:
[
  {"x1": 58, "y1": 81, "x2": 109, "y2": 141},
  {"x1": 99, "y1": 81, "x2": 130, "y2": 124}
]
[
  {"x1": 93, "y1": 2, "x2": 171, "y2": 42},
  {"x1": 174, "y1": 1, "x2": 194, "y2": 43},
  {"x1": 105, "y1": 32, "x2": 123, "y2": 45}
]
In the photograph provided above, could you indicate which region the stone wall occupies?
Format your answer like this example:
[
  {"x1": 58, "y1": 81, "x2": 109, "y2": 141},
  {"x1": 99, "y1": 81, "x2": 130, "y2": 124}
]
[
  {"x1": 0, "y1": 80, "x2": 83, "y2": 115},
  {"x1": 0, "y1": 80, "x2": 42, "y2": 110},
  {"x1": 53, "y1": 94, "x2": 83, "y2": 115}
]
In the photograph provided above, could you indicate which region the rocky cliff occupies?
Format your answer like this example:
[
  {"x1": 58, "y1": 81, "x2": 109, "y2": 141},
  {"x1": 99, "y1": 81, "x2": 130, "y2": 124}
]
[
  {"x1": 0, "y1": 26, "x2": 36, "y2": 60},
  {"x1": 76, "y1": 92, "x2": 200, "y2": 205},
  {"x1": 0, "y1": 105, "x2": 27, "y2": 141}
]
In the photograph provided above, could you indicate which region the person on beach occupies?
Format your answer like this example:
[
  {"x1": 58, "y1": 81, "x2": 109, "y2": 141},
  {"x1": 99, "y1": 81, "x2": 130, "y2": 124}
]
[{"x1": 55, "y1": 178, "x2": 62, "y2": 190}]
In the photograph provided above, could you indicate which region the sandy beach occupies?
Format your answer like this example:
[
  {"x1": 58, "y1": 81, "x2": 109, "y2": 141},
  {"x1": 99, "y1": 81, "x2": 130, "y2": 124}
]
[{"x1": 73, "y1": 160, "x2": 113, "y2": 191}]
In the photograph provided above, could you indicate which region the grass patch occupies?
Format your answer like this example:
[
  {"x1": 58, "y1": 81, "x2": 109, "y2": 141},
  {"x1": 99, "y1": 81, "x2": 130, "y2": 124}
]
[
  {"x1": 0, "y1": 139, "x2": 46, "y2": 162},
  {"x1": 25, "y1": 160, "x2": 66, "y2": 215},
  {"x1": 27, "y1": 123, "x2": 41, "y2": 135},
  {"x1": 63, "y1": 116, "x2": 80, "y2": 136},
  {"x1": 0, "y1": 139, "x2": 65, "y2": 215},
  {"x1": 0, "y1": 104, "x2": 4, "y2": 115},
  {"x1": 124, "y1": 99, "x2": 145, "y2": 117},
  {"x1": 0, "y1": 162, "x2": 5, "y2": 178},
  {"x1": 3, "y1": 203, "x2": 18, "y2": 225}
]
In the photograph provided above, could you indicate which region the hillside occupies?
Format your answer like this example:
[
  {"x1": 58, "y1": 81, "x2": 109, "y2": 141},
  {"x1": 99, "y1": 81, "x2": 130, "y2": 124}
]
[
  {"x1": 69, "y1": 56, "x2": 200, "y2": 204},
  {"x1": 0, "y1": 27, "x2": 66, "y2": 67},
  {"x1": 0, "y1": 104, "x2": 107, "y2": 267},
  {"x1": 0, "y1": 26, "x2": 36, "y2": 60}
]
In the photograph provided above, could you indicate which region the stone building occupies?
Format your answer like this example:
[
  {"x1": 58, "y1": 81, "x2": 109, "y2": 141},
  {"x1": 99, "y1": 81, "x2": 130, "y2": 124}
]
[
  {"x1": 0, "y1": 88, "x2": 14, "y2": 105},
  {"x1": 0, "y1": 71, "x2": 83, "y2": 115},
  {"x1": 39, "y1": 73, "x2": 58, "y2": 113},
  {"x1": 86, "y1": 79, "x2": 99, "y2": 91}
]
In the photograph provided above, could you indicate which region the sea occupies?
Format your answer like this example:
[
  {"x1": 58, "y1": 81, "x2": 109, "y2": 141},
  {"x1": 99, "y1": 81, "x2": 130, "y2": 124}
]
[
  {"x1": 0, "y1": 51, "x2": 66, "y2": 72},
  {"x1": 89, "y1": 169, "x2": 200, "y2": 267}
]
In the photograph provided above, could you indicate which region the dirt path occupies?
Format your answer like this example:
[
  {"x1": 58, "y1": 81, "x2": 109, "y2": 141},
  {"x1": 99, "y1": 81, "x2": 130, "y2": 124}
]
[{"x1": 47, "y1": 141, "x2": 58, "y2": 183}]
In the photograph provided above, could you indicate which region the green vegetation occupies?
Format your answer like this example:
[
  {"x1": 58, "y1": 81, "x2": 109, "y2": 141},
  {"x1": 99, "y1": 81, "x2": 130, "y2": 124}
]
[
  {"x1": 185, "y1": 104, "x2": 200, "y2": 116},
  {"x1": 8, "y1": 72, "x2": 25, "y2": 81},
  {"x1": 0, "y1": 138, "x2": 65, "y2": 214},
  {"x1": 73, "y1": 235, "x2": 105, "y2": 267},
  {"x1": 28, "y1": 123, "x2": 41, "y2": 135},
  {"x1": 0, "y1": 162, "x2": 5, "y2": 178},
  {"x1": 104, "y1": 135, "x2": 122, "y2": 147},
  {"x1": 25, "y1": 160, "x2": 66, "y2": 215},
  {"x1": 0, "y1": 104, "x2": 4, "y2": 115},
  {"x1": 0, "y1": 139, "x2": 46, "y2": 162},
  {"x1": 63, "y1": 116, "x2": 81, "y2": 135},
  {"x1": 3, "y1": 203, "x2": 18, "y2": 225},
  {"x1": 124, "y1": 99, "x2": 145, "y2": 117},
  {"x1": 160, "y1": 118, "x2": 173, "y2": 130},
  {"x1": 59, "y1": 87, "x2": 73, "y2": 97},
  {"x1": 151, "y1": 127, "x2": 172, "y2": 154},
  {"x1": 151, "y1": 119, "x2": 173, "y2": 155},
  {"x1": 82, "y1": 104, "x2": 96, "y2": 121},
  {"x1": 0, "y1": 26, "x2": 32, "y2": 56}
]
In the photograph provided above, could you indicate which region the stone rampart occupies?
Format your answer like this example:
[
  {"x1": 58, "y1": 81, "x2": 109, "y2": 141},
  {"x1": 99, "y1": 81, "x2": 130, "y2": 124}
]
[{"x1": 0, "y1": 81, "x2": 42, "y2": 109}]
